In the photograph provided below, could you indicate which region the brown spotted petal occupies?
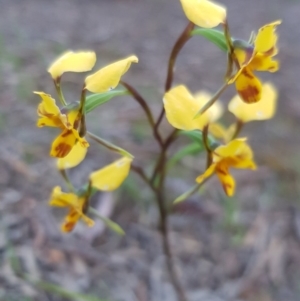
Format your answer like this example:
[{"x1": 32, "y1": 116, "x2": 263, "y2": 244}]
[
  {"x1": 50, "y1": 129, "x2": 77, "y2": 158},
  {"x1": 235, "y1": 68, "x2": 262, "y2": 103}
]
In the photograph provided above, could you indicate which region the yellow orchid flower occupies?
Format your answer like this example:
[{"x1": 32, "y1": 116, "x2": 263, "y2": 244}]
[
  {"x1": 49, "y1": 186, "x2": 94, "y2": 232},
  {"x1": 35, "y1": 91, "x2": 89, "y2": 158},
  {"x1": 36, "y1": 91, "x2": 69, "y2": 128},
  {"x1": 163, "y1": 85, "x2": 223, "y2": 131},
  {"x1": 50, "y1": 157, "x2": 132, "y2": 232},
  {"x1": 180, "y1": 0, "x2": 226, "y2": 28},
  {"x1": 229, "y1": 20, "x2": 281, "y2": 103},
  {"x1": 228, "y1": 82, "x2": 277, "y2": 122},
  {"x1": 90, "y1": 157, "x2": 132, "y2": 191},
  {"x1": 196, "y1": 139, "x2": 256, "y2": 196},
  {"x1": 48, "y1": 51, "x2": 96, "y2": 80},
  {"x1": 85, "y1": 55, "x2": 138, "y2": 93}
]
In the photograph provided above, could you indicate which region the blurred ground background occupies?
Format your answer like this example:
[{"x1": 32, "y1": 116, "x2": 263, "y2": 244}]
[{"x1": 1, "y1": 0, "x2": 300, "y2": 300}]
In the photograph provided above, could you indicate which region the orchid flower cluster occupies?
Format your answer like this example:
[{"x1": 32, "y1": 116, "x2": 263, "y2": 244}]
[
  {"x1": 35, "y1": 0, "x2": 280, "y2": 299},
  {"x1": 36, "y1": 53, "x2": 137, "y2": 232}
]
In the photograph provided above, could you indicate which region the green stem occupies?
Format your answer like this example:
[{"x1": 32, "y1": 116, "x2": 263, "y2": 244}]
[
  {"x1": 202, "y1": 125, "x2": 212, "y2": 168},
  {"x1": 231, "y1": 119, "x2": 244, "y2": 140},
  {"x1": 151, "y1": 128, "x2": 188, "y2": 301},
  {"x1": 59, "y1": 169, "x2": 74, "y2": 192},
  {"x1": 79, "y1": 87, "x2": 87, "y2": 137},
  {"x1": 150, "y1": 129, "x2": 178, "y2": 185},
  {"x1": 223, "y1": 21, "x2": 240, "y2": 70},
  {"x1": 54, "y1": 79, "x2": 67, "y2": 106},
  {"x1": 157, "y1": 190, "x2": 188, "y2": 301}
]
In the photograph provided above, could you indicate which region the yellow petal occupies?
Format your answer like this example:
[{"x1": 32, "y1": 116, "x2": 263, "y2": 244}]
[
  {"x1": 235, "y1": 69, "x2": 262, "y2": 103},
  {"x1": 80, "y1": 214, "x2": 95, "y2": 228},
  {"x1": 49, "y1": 186, "x2": 78, "y2": 207},
  {"x1": 50, "y1": 130, "x2": 77, "y2": 158},
  {"x1": 233, "y1": 45, "x2": 254, "y2": 68},
  {"x1": 196, "y1": 163, "x2": 216, "y2": 184},
  {"x1": 229, "y1": 82, "x2": 277, "y2": 122},
  {"x1": 48, "y1": 51, "x2": 96, "y2": 79},
  {"x1": 66, "y1": 109, "x2": 80, "y2": 128},
  {"x1": 37, "y1": 116, "x2": 62, "y2": 128},
  {"x1": 57, "y1": 142, "x2": 87, "y2": 169},
  {"x1": 228, "y1": 158, "x2": 257, "y2": 170},
  {"x1": 61, "y1": 208, "x2": 94, "y2": 232},
  {"x1": 35, "y1": 91, "x2": 60, "y2": 116},
  {"x1": 180, "y1": 0, "x2": 226, "y2": 28},
  {"x1": 163, "y1": 85, "x2": 222, "y2": 131},
  {"x1": 209, "y1": 123, "x2": 236, "y2": 143},
  {"x1": 71, "y1": 129, "x2": 90, "y2": 148},
  {"x1": 35, "y1": 91, "x2": 68, "y2": 128},
  {"x1": 90, "y1": 157, "x2": 132, "y2": 191},
  {"x1": 254, "y1": 20, "x2": 281, "y2": 55},
  {"x1": 61, "y1": 209, "x2": 81, "y2": 232},
  {"x1": 215, "y1": 163, "x2": 235, "y2": 196},
  {"x1": 85, "y1": 55, "x2": 138, "y2": 93},
  {"x1": 213, "y1": 139, "x2": 253, "y2": 162},
  {"x1": 249, "y1": 54, "x2": 279, "y2": 72},
  {"x1": 209, "y1": 123, "x2": 227, "y2": 140}
]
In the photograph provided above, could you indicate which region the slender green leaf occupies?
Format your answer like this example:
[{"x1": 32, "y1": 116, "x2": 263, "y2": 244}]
[
  {"x1": 191, "y1": 28, "x2": 228, "y2": 52},
  {"x1": 180, "y1": 130, "x2": 203, "y2": 143},
  {"x1": 174, "y1": 174, "x2": 213, "y2": 204},
  {"x1": 85, "y1": 89, "x2": 129, "y2": 113},
  {"x1": 174, "y1": 183, "x2": 203, "y2": 204},
  {"x1": 168, "y1": 143, "x2": 204, "y2": 168},
  {"x1": 89, "y1": 207, "x2": 125, "y2": 236},
  {"x1": 87, "y1": 131, "x2": 134, "y2": 159},
  {"x1": 180, "y1": 130, "x2": 218, "y2": 149}
]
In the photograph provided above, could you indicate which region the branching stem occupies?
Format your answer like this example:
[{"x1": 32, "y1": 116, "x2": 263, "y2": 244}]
[
  {"x1": 155, "y1": 21, "x2": 195, "y2": 133},
  {"x1": 121, "y1": 81, "x2": 164, "y2": 147}
]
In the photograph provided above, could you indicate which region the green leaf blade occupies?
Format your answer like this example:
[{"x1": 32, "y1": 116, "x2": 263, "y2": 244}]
[
  {"x1": 89, "y1": 207, "x2": 125, "y2": 236},
  {"x1": 85, "y1": 89, "x2": 129, "y2": 113},
  {"x1": 180, "y1": 130, "x2": 218, "y2": 150},
  {"x1": 174, "y1": 183, "x2": 203, "y2": 204},
  {"x1": 191, "y1": 28, "x2": 228, "y2": 52}
]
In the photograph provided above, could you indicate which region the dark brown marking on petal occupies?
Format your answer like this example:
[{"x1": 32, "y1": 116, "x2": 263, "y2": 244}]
[
  {"x1": 268, "y1": 65, "x2": 277, "y2": 72},
  {"x1": 80, "y1": 139, "x2": 89, "y2": 148},
  {"x1": 55, "y1": 143, "x2": 72, "y2": 158},
  {"x1": 61, "y1": 130, "x2": 73, "y2": 137},
  {"x1": 263, "y1": 46, "x2": 275, "y2": 57},
  {"x1": 242, "y1": 69, "x2": 254, "y2": 79},
  {"x1": 64, "y1": 222, "x2": 75, "y2": 232},
  {"x1": 238, "y1": 85, "x2": 260, "y2": 103},
  {"x1": 69, "y1": 211, "x2": 78, "y2": 218},
  {"x1": 37, "y1": 106, "x2": 56, "y2": 118},
  {"x1": 73, "y1": 119, "x2": 80, "y2": 129},
  {"x1": 216, "y1": 167, "x2": 227, "y2": 176}
]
